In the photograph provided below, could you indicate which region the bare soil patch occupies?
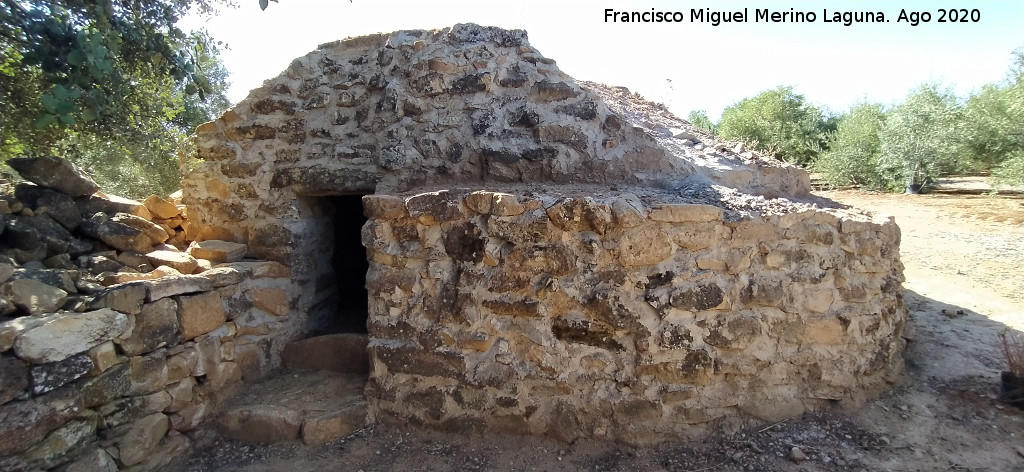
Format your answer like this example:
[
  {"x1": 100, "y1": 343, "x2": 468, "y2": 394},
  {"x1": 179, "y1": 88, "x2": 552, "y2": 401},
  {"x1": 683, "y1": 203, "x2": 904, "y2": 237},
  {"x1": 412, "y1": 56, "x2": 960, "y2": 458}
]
[{"x1": 168, "y1": 185, "x2": 1024, "y2": 472}]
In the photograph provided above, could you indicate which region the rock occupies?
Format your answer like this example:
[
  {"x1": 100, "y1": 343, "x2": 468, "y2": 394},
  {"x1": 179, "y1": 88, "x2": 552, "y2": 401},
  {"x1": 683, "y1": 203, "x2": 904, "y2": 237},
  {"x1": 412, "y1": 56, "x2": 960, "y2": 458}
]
[
  {"x1": 120, "y1": 430, "x2": 190, "y2": 472},
  {"x1": 88, "y1": 282, "x2": 147, "y2": 315},
  {"x1": 0, "y1": 386, "x2": 82, "y2": 456},
  {"x1": 282, "y1": 333, "x2": 369, "y2": 374},
  {"x1": 98, "y1": 390, "x2": 170, "y2": 430},
  {"x1": 76, "y1": 194, "x2": 149, "y2": 219},
  {"x1": 217, "y1": 405, "x2": 302, "y2": 444},
  {"x1": 13, "y1": 309, "x2": 129, "y2": 363},
  {"x1": 7, "y1": 155, "x2": 99, "y2": 197},
  {"x1": 143, "y1": 274, "x2": 213, "y2": 301},
  {"x1": 788, "y1": 446, "x2": 807, "y2": 463},
  {"x1": 143, "y1": 195, "x2": 181, "y2": 220},
  {"x1": 3, "y1": 217, "x2": 40, "y2": 250},
  {"x1": 1, "y1": 278, "x2": 68, "y2": 315},
  {"x1": 30, "y1": 353, "x2": 94, "y2": 395},
  {"x1": 79, "y1": 217, "x2": 153, "y2": 253},
  {"x1": 0, "y1": 354, "x2": 29, "y2": 404},
  {"x1": 1, "y1": 315, "x2": 56, "y2": 352},
  {"x1": 13, "y1": 184, "x2": 81, "y2": 231},
  {"x1": 10, "y1": 267, "x2": 76, "y2": 293},
  {"x1": 84, "y1": 341, "x2": 120, "y2": 375},
  {"x1": 251, "y1": 286, "x2": 289, "y2": 316},
  {"x1": 81, "y1": 363, "x2": 130, "y2": 408},
  {"x1": 648, "y1": 204, "x2": 723, "y2": 223},
  {"x1": 145, "y1": 249, "x2": 198, "y2": 274},
  {"x1": 117, "y1": 298, "x2": 180, "y2": 356},
  {"x1": 200, "y1": 266, "x2": 246, "y2": 287},
  {"x1": 111, "y1": 213, "x2": 169, "y2": 244},
  {"x1": 116, "y1": 413, "x2": 169, "y2": 466},
  {"x1": 186, "y1": 240, "x2": 248, "y2": 263},
  {"x1": 302, "y1": 402, "x2": 367, "y2": 445},
  {"x1": 22, "y1": 416, "x2": 96, "y2": 470},
  {"x1": 176, "y1": 291, "x2": 227, "y2": 341},
  {"x1": 64, "y1": 448, "x2": 118, "y2": 472}
]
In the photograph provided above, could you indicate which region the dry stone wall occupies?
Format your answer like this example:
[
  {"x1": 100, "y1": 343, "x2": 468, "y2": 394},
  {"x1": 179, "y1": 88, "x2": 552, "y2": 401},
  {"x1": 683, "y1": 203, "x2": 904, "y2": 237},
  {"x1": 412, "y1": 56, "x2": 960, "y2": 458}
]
[
  {"x1": 362, "y1": 188, "x2": 905, "y2": 445},
  {"x1": 0, "y1": 157, "x2": 297, "y2": 471}
]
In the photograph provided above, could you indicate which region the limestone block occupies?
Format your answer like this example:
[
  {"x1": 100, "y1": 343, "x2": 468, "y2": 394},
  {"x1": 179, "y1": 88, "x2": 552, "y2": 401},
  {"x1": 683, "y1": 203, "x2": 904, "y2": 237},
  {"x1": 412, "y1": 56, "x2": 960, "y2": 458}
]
[
  {"x1": 545, "y1": 197, "x2": 612, "y2": 234},
  {"x1": 13, "y1": 309, "x2": 129, "y2": 363},
  {"x1": 406, "y1": 190, "x2": 463, "y2": 224},
  {"x1": 101, "y1": 391, "x2": 171, "y2": 430},
  {"x1": 362, "y1": 194, "x2": 407, "y2": 219},
  {"x1": 14, "y1": 184, "x2": 81, "y2": 231},
  {"x1": 11, "y1": 267, "x2": 77, "y2": 293},
  {"x1": 617, "y1": 228, "x2": 672, "y2": 267},
  {"x1": 250, "y1": 286, "x2": 289, "y2": 316},
  {"x1": 609, "y1": 196, "x2": 646, "y2": 228},
  {"x1": 143, "y1": 195, "x2": 181, "y2": 220},
  {"x1": 2, "y1": 278, "x2": 67, "y2": 315},
  {"x1": 88, "y1": 281, "x2": 147, "y2": 315},
  {"x1": 82, "y1": 364, "x2": 130, "y2": 408},
  {"x1": 635, "y1": 350, "x2": 714, "y2": 385},
  {"x1": 803, "y1": 318, "x2": 848, "y2": 345},
  {"x1": 369, "y1": 343, "x2": 465, "y2": 379},
  {"x1": 648, "y1": 204, "x2": 723, "y2": 223},
  {"x1": 176, "y1": 291, "x2": 227, "y2": 341},
  {"x1": 0, "y1": 314, "x2": 57, "y2": 352},
  {"x1": 7, "y1": 155, "x2": 99, "y2": 198},
  {"x1": 144, "y1": 274, "x2": 214, "y2": 301},
  {"x1": 301, "y1": 403, "x2": 367, "y2": 445},
  {"x1": 23, "y1": 416, "x2": 96, "y2": 470},
  {"x1": 0, "y1": 354, "x2": 28, "y2": 404},
  {"x1": 30, "y1": 353, "x2": 93, "y2": 394},
  {"x1": 111, "y1": 212, "x2": 170, "y2": 244},
  {"x1": 146, "y1": 249, "x2": 199, "y2": 274},
  {"x1": 118, "y1": 298, "x2": 180, "y2": 356},
  {"x1": 281, "y1": 333, "x2": 369, "y2": 374},
  {"x1": 165, "y1": 377, "x2": 195, "y2": 413},
  {"x1": 200, "y1": 266, "x2": 245, "y2": 287},
  {"x1": 217, "y1": 405, "x2": 302, "y2": 443},
  {"x1": 117, "y1": 412, "x2": 169, "y2": 466},
  {"x1": 127, "y1": 353, "x2": 169, "y2": 396},
  {"x1": 64, "y1": 448, "x2": 118, "y2": 472},
  {"x1": 165, "y1": 349, "x2": 197, "y2": 383},
  {"x1": 187, "y1": 239, "x2": 248, "y2": 263},
  {"x1": 0, "y1": 387, "x2": 82, "y2": 456},
  {"x1": 169, "y1": 402, "x2": 208, "y2": 432}
]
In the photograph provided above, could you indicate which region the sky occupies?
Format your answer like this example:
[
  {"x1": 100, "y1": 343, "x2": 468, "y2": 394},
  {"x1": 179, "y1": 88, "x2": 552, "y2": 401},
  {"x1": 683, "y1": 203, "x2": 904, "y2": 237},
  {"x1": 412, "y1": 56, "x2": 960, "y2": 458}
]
[{"x1": 182, "y1": 0, "x2": 1023, "y2": 121}]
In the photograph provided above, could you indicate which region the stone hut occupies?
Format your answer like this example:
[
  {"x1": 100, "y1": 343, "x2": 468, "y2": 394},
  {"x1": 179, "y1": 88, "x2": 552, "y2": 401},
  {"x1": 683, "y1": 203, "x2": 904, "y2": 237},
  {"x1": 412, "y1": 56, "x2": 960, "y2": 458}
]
[{"x1": 182, "y1": 24, "x2": 906, "y2": 444}]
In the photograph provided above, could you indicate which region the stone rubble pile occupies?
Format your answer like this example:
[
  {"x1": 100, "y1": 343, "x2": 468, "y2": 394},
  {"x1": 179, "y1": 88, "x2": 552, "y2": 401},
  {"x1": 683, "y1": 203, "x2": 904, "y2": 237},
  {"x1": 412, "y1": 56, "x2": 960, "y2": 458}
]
[{"x1": 0, "y1": 156, "x2": 297, "y2": 471}]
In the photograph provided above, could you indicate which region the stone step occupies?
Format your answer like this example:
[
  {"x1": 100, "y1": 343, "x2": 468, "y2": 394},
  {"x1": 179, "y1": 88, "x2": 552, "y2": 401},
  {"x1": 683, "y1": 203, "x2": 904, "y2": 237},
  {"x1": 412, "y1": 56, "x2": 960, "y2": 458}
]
[
  {"x1": 215, "y1": 369, "x2": 367, "y2": 446},
  {"x1": 280, "y1": 333, "x2": 369, "y2": 374}
]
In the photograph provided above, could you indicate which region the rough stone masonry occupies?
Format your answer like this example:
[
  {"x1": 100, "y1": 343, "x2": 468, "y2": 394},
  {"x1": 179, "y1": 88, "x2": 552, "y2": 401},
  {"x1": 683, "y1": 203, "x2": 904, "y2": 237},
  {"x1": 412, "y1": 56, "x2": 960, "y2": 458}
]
[{"x1": 182, "y1": 23, "x2": 906, "y2": 445}]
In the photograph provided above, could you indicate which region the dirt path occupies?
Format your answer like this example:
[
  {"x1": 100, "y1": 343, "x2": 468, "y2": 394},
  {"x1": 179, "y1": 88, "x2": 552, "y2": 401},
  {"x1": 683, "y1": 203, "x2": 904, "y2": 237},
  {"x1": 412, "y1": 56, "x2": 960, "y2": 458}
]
[{"x1": 169, "y1": 187, "x2": 1024, "y2": 472}]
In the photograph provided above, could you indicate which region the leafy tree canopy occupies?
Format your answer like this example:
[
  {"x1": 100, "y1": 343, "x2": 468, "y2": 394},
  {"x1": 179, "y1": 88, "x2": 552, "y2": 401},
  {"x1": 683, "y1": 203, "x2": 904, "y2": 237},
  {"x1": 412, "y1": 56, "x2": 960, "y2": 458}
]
[
  {"x1": 686, "y1": 109, "x2": 716, "y2": 135},
  {"x1": 0, "y1": 0, "x2": 230, "y2": 155},
  {"x1": 877, "y1": 83, "x2": 962, "y2": 192},
  {"x1": 716, "y1": 86, "x2": 835, "y2": 165},
  {"x1": 813, "y1": 102, "x2": 888, "y2": 189}
]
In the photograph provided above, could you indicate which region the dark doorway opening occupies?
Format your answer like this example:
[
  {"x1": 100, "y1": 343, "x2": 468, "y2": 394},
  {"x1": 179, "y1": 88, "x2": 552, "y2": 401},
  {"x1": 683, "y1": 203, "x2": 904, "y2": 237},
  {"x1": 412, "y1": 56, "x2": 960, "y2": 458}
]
[{"x1": 329, "y1": 194, "x2": 369, "y2": 334}]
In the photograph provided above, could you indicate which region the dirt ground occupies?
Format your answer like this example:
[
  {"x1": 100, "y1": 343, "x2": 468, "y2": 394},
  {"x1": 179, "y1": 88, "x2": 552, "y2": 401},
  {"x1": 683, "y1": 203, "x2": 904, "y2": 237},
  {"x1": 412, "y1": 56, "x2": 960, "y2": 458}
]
[{"x1": 169, "y1": 181, "x2": 1024, "y2": 472}]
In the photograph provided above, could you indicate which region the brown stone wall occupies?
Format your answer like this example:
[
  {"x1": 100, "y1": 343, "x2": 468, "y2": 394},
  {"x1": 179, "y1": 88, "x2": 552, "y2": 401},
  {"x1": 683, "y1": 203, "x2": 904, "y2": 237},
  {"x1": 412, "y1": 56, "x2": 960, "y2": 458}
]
[
  {"x1": 0, "y1": 262, "x2": 295, "y2": 471},
  {"x1": 361, "y1": 189, "x2": 905, "y2": 445}
]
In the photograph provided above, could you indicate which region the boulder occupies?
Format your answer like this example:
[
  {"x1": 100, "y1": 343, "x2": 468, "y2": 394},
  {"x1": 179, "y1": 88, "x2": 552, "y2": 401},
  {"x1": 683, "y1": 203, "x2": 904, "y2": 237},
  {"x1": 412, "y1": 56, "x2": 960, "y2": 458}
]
[
  {"x1": 79, "y1": 217, "x2": 153, "y2": 253},
  {"x1": 76, "y1": 194, "x2": 149, "y2": 219},
  {"x1": 10, "y1": 266, "x2": 77, "y2": 293},
  {"x1": 187, "y1": 240, "x2": 248, "y2": 263},
  {"x1": 0, "y1": 386, "x2": 82, "y2": 456},
  {"x1": 7, "y1": 155, "x2": 99, "y2": 198},
  {"x1": 116, "y1": 413, "x2": 169, "y2": 467},
  {"x1": 88, "y1": 282, "x2": 147, "y2": 315},
  {"x1": 1, "y1": 278, "x2": 68, "y2": 315},
  {"x1": 111, "y1": 213, "x2": 169, "y2": 244},
  {"x1": 13, "y1": 309, "x2": 129, "y2": 363},
  {"x1": 117, "y1": 298, "x2": 180, "y2": 356},
  {"x1": 176, "y1": 291, "x2": 226, "y2": 341}
]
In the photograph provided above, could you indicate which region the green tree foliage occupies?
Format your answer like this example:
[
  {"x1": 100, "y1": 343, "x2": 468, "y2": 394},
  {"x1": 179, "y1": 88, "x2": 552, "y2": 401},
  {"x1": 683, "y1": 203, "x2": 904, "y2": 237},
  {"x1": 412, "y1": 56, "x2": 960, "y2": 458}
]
[
  {"x1": 1, "y1": 0, "x2": 232, "y2": 197},
  {"x1": 877, "y1": 83, "x2": 962, "y2": 192},
  {"x1": 717, "y1": 86, "x2": 834, "y2": 165},
  {"x1": 813, "y1": 103, "x2": 888, "y2": 189},
  {"x1": 962, "y1": 49, "x2": 1023, "y2": 189},
  {"x1": 686, "y1": 109, "x2": 717, "y2": 134}
]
